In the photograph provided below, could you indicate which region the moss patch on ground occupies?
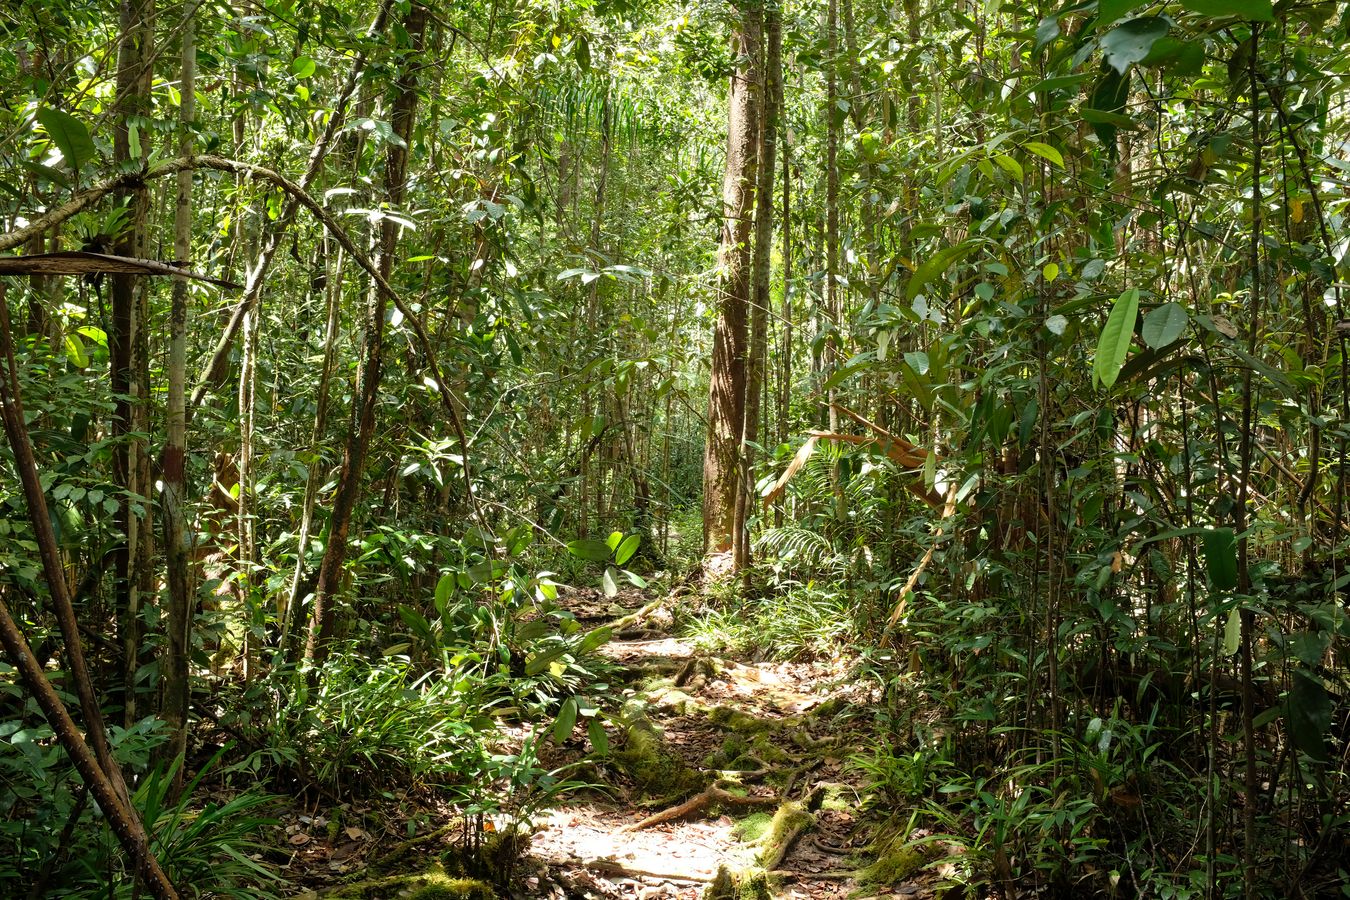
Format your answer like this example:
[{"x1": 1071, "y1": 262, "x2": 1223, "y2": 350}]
[
  {"x1": 614, "y1": 714, "x2": 706, "y2": 800},
  {"x1": 323, "y1": 867, "x2": 492, "y2": 900},
  {"x1": 704, "y1": 865, "x2": 772, "y2": 900}
]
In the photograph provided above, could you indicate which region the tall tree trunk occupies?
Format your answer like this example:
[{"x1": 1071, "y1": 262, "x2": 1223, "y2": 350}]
[
  {"x1": 306, "y1": 4, "x2": 428, "y2": 663},
  {"x1": 736, "y1": 0, "x2": 781, "y2": 573},
  {"x1": 159, "y1": 0, "x2": 196, "y2": 787},
  {"x1": 824, "y1": 0, "x2": 845, "y2": 521},
  {"x1": 702, "y1": 0, "x2": 761, "y2": 572},
  {"x1": 111, "y1": 0, "x2": 154, "y2": 724}
]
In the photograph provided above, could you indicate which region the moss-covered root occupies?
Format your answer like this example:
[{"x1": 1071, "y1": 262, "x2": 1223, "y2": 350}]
[
  {"x1": 756, "y1": 800, "x2": 815, "y2": 871},
  {"x1": 704, "y1": 865, "x2": 772, "y2": 900},
  {"x1": 323, "y1": 870, "x2": 492, "y2": 900},
  {"x1": 409, "y1": 881, "x2": 494, "y2": 900},
  {"x1": 614, "y1": 714, "x2": 706, "y2": 800}
]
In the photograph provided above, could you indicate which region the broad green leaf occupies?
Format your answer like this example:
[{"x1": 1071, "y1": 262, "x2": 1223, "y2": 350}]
[
  {"x1": 1046, "y1": 314, "x2": 1067, "y2": 335},
  {"x1": 36, "y1": 107, "x2": 96, "y2": 171},
  {"x1": 1202, "y1": 527, "x2": 1238, "y2": 591},
  {"x1": 553, "y1": 697, "x2": 578, "y2": 742},
  {"x1": 1286, "y1": 669, "x2": 1333, "y2": 763},
  {"x1": 623, "y1": 569, "x2": 648, "y2": 589},
  {"x1": 434, "y1": 573, "x2": 455, "y2": 606},
  {"x1": 578, "y1": 625, "x2": 612, "y2": 655},
  {"x1": 290, "y1": 56, "x2": 316, "y2": 78},
  {"x1": 614, "y1": 534, "x2": 640, "y2": 566},
  {"x1": 574, "y1": 34, "x2": 591, "y2": 72},
  {"x1": 602, "y1": 566, "x2": 619, "y2": 598},
  {"x1": 588, "y1": 719, "x2": 609, "y2": 755},
  {"x1": 1033, "y1": 16, "x2": 1060, "y2": 53},
  {"x1": 906, "y1": 242, "x2": 975, "y2": 301},
  {"x1": 64, "y1": 334, "x2": 88, "y2": 368},
  {"x1": 1180, "y1": 0, "x2": 1273, "y2": 21},
  {"x1": 1093, "y1": 288, "x2": 1140, "y2": 389},
  {"x1": 1222, "y1": 607, "x2": 1241, "y2": 657},
  {"x1": 1023, "y1": 141, "x2": 1064, "y2": 168},
  {"x1": 567, "y1": 539, "x2": 612, "y2": 562},
  {"x1": 525, "y1": 645, "x2": 567, "y2": 676},
  {"x1": 1142, "y1": 302, "x2": 1188, "y2": 349},
  {"x1": 1100, "y1": 18, "x2": 1170, "y2": 75}
]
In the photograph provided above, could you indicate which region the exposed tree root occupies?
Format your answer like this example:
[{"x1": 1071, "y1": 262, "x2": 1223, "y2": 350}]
[
  {"x1": 621, "y1": 782, "x2": 778, "y2": 833},
  {"x1": 756, "y1": 799, "x2": 815, "y2": 871}
]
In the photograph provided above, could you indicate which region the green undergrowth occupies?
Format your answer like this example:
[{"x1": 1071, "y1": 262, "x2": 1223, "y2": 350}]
[{"x1": 680, "y1": 580, "x2": 858, "y2": 660}]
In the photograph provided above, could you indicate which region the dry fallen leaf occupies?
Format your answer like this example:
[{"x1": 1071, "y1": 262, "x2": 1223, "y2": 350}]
[{"x1": 289, "y1": 833, "x2": 312, "y2": 846}]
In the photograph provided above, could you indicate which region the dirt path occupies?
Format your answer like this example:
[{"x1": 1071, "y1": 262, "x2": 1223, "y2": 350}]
[{"x1": 524, "y1": 596, "x2": 877, "y2": 900}]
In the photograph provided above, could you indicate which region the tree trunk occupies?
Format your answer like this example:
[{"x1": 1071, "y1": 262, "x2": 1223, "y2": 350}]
[
  {"x1": 111, "y1": 0, "x2": 154, "y2": 724},
  {"x1": 703, "y1": 0, "x2": 761, "y2": 572},
  {"x1": 159, "y1": 0, "x2": 196, "y2": 788},
  {"x1": 736, "y1": 0, "x2": 781, "y2": 574},
  {"x1": 306, "y1": 4, "x2": 428, "y2": 663}
]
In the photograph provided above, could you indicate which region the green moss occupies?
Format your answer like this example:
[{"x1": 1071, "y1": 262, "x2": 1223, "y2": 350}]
[
  {"x1": 703, "y1": 865, "x2": 771, "y2": 900},
  {"x1": 817, "y1": 782, "x2": 853, "y2": 813},
  {"x1": 731, "y1": 812, "x2": 773, "y2": 843},
  {"x1": 614, "y1": 718, "x2": 705, "y2": 800},
  {"x1": 858, "y1": 846, "x2": 926, "y2": 885},
  {"x1": 756, "y1": 801, "x2": 815, "y2": 868},
  {"x1": 409, "y1": 880, "x2": 494, "y2": 900},
  {"x1": 707, "y1": 706, "x2": 777, "y2": 733},
  {"x1": 324, "y1": 872, "x2": 443, "y2": 899}
]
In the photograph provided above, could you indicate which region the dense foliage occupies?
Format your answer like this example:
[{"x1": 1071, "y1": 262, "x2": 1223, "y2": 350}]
[{"x1": 1, "y1": 0, "x2": 1349, "y2": 897}]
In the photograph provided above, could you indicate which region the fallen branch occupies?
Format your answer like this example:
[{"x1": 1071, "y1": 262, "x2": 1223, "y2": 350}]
[{"x1": 621, "y1": 782, "x2": 778, "y2": 833}]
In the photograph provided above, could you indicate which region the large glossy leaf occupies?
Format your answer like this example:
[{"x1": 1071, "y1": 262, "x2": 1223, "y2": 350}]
[
  {"x1": 1286, "y1": 669, "x2": 1333, "y2": 763},
  {"x1": 906, "y1": 242, "x2": 975, "y2": 301},
  {"x1": 1142, "y1": 302, "x2": 1188, "y2": 349},
  {"x1": 1093, "y1": 288, "x2": 1140, "y2": 389},
  {"x1": 1202, "y1": 528, "x2": 1238, "y2": 591},
  {"x1": 567, "y1": 539, "x2": 612, "y2": 562},
  {"x1": 1100, "y1": 17, "x2": 1170, "y2": 75},
  {"x1": 36, "y1": 108, "x2": 96, "y2": 172}
]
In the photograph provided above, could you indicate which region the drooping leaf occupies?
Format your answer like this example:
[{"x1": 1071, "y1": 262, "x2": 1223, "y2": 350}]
[
  {"x1": 1033, "y1": 16, "x2": 1060, "y2": 53},
  {"x1": 1100, "y1": 17, "x2": 1170, "y2": 75},
  {"x1": 1093, "y1": 287, "x2": 1140, "y2": 389},
  {"x1": 1142, "y1": 302, "x2": 1189, "y2": 349},
  {"x1": 553, "y1": 697, "x2": 578, "y2": 742},
  {"x1": 1222, "y1": 607, "x2": 1241, "y2": 657},
  {"x1": 602, "y1": 566, "x2": 619, "y2": 598},
  {"x1": 906, "y1": 242, "x2": 975, "y2": 301},
  {"x1": 588, "y1": 719, "x2": 609, "y2": 755},
  {"x1": 1023, "y1": 141, "x2": 1064, "y2": 168},
  {"x1": 578, "y1": 625, "x2": 612, "y2": 655},
  {"x1": 1286, "y1": 669, "x2": 1333, "y2": 763},
  {"x1": 36, "y1": 107, "x2": 96, "y2": 171},
  {"x1": 1202, "y1": 527, "x2": 1238, "y2": 591}
]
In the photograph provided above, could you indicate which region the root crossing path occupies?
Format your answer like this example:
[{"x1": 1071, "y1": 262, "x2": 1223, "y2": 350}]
[{"x1": 525, "y1": 592, "x2": 905, "y2": 900}]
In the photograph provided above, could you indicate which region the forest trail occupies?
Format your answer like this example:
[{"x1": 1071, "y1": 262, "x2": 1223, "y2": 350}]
[{"x1": 518, "y1": 590, "x2": 925, "y2": 900}]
